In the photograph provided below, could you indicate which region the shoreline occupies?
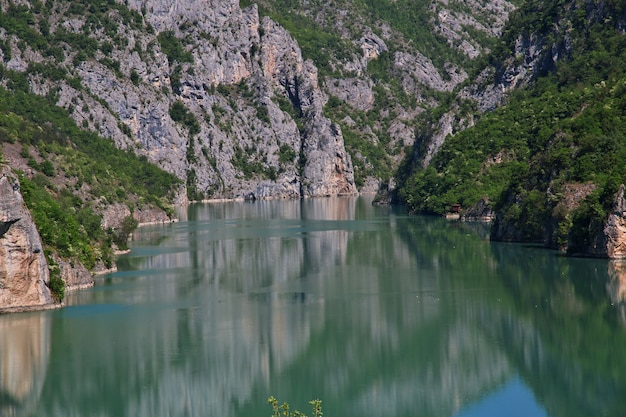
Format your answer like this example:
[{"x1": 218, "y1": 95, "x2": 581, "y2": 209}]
[{"x1": 0, "y1": 301, "x2": 63, "y2": 315}]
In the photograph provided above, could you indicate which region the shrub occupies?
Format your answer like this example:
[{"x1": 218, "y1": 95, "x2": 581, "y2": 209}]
[
  {"x1": 157, "y1": 31, "x2": 193, "y2": 64},
  {"x1": 112, "y1": 214, "x2": 138, "y2": 250},
  {"x1": 170, "y1": 100, "x2": 201, "y2": 135},
  {"x1": 278, "y1": 144, "x2": 297, "y2": 164},
  {"x1": 46, "y1": 255, "x2": 65, "y2": 302},
  {"x1": 130, "y1": 69, "x2": 140, "y2": 85}
]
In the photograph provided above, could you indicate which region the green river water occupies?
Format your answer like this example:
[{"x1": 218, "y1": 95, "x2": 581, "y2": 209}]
[{"x1": 1, "y1": 196, "x2": 625, "y2": 417}]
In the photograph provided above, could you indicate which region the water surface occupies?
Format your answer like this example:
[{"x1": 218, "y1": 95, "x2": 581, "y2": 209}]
[{"x1": 2, "y1": 196, "x2": 626, "y2": 417}]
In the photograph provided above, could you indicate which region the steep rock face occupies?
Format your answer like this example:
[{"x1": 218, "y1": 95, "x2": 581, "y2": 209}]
[
  {"x1": 0, "y1": 169, "x2": 56, "y2": 312},
  {"x1": 54, "y1": 255, "x2": 93, "y2": 292},
  {"x1": 0, "y1": 0, "x2": 522, "y2": 199},
  {"x1": 419, "y1": 0, "x2": 581, "y2": 165},
  {"x1": 2, "y1": 0, "x2": 356, "y2": 200},
  {"x1": 257, "y1": 17, "x2": 356, "y2": 197},
  {"x1": 130, "y1": 1, "x2": 354, "y2": 198},
  {"x1": 593, "y1": 185, "x2": 626, "y2": 259}
]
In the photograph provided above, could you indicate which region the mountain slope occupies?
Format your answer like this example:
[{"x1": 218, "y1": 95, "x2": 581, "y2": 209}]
[
  {"x1": 398, "y1": 0, "x2": 626, "y2": 256},
  {"x1": 244, "y1": 0, "x2": 517, "y2": 189},
  {"x1": 0, "y1": 0, "x2": 521, "y2": 204},
  {"x1": 0, "y1": 0, "x2": 357, "y2": 202}
]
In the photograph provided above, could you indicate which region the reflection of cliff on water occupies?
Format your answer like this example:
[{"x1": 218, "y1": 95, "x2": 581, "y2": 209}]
[
  {"x1": 241, "y1": 212, "x2": 516, "y2": 417},
  {"x1": 0, "y1": 313, "x2": 50, "y2": 417},
  {"x1": 37, "y1": 198, "x2": 516, "y2": 417},
  {"x1": 607, "y1": 261, "x2": 626, "y2": 325},
  {"x1": 15, "y1": 198, "x2": 626, "y2": 416},
  {"x1": 34, "y1": 198, "x2": 369, "y2": 416}
]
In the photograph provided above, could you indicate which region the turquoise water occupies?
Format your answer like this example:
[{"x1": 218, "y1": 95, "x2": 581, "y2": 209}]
[{"x1": 1, "y1": 196, "x2": 625, "y2": 417}]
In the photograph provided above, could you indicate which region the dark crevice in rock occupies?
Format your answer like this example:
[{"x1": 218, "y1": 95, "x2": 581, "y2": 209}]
[{"x1": 0, "y1": 219, "x2": 19, "y2": 239}]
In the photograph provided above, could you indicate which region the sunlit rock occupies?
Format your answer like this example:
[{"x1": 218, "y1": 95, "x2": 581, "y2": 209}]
[{"x1": 0, "y1": 169, "x2": 56, "y2": 312}]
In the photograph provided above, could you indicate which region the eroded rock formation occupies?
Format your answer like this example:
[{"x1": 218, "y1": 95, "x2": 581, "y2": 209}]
[
  {"x1": 599, "y1": 184, "x2": 626, "y2": 259},
  {"x1": 0, "y1": 168, "x2": 57, "y2": 312}
]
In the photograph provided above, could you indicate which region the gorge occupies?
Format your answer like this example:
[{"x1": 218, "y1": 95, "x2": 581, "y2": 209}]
[{"x1": 2, "y1": 0, "x2": 626, "y2": 311}]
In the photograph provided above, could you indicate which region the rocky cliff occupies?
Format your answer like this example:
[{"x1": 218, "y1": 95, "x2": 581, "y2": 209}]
[
  {"x1": 0, "y1": 167, "x2": 57, "y2": 312},
  {"x1": 0, "y1": 0, "x2": 524, "y2": 202},
  {"x1": 0, "y1": 0, "x2": 357, "y2": 201},
  {"x1": 587, "y1": 185, "x2": 626, "y2": 259}
]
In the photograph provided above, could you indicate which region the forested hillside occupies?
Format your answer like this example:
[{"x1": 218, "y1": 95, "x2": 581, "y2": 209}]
[{"x1": 397, "y1": 0, "x2": 626, "y2": 255}]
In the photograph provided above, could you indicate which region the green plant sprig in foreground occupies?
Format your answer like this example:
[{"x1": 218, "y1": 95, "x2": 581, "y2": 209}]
[{"x1": 268, "y1": 396, "x2": 322, "y2": 417}]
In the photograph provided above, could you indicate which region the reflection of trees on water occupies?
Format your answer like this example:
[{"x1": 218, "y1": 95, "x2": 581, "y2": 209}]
[
  {"x1": 4, "y1": 198, "x2": 626, "y2": 416},
  {"x1": 486, "y1": 243, "x2": 626, "y2": 417}
]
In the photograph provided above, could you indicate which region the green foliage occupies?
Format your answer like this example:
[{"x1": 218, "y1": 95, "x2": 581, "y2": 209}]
[
  {"x1": 0, "y1": 0, "x2": 147, "y2": 68},
  {"x1": 170, "y1": 100, "x2": 201, "y2": 135},
  {"x1": 354, "y1": 0, "x2": 464, "y2": 70},
  {"x1": 157, "y1": 31, "x2": 193, "y2": 65},
  {"x1": 268, "y1": 396, "x2": 323, "y2": 417},
  {"x1": 19, "y1": 174, "x2": 104, "y2": 270},
  {"x1": 0, "y1": 4, "x2": 47, "y2": 51},
  {"x1": 112, "y1": 215, "x2": 139, "y2": 250},
  {"x1": 99, "y1": 57, "x2": 123, "y2": 78},
  {"x1": 399, "y1": 0, "x2": 626, "y2": 250},
  {"x1": 186, "y1": 168, "x2": 205, "y2": 201},
  {"x1": 0, "y1": 80, "x2": 179, "y2": 268},
  {"x1": 130, "y1": 69, "x2": 140, "y2": 86},
  {"x1": 322, "y1": 90, "x2": 397, "y2": 186},
  {"x1": 54, "y1": 29, "x2": 99, "y2": 58},
  {"x1": 278, "y1": 144, "x2": 297, "y2": 164},
  {"x1": 231, "y1": 144, "x2": 274, "y2": 180},
  {"x1": 256, "y1": 104, "x2": 271, "y2": 124},
  {"x1": 0, "y1": 82, "x2": 180, "y2": 204},
  {"x1": 46, "y1": 255, "x2": 65, "y2": 302},
  {"x1": 40, "y1": 159, "x2": 55, "y2": 176}
]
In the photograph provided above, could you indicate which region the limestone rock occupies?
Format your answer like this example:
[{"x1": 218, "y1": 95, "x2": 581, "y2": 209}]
[
  {"x1": 359, "y1": 31, "x2": 387, "y2": 61},
  {"x1": 53, "y1": 255, "x2": 93, "y2": 292},
  {"x1": 434, "y1": 0, "x2": 514, "y2": 57},
  {"x1": 51, "y1": 1, "x2": 357, "y2": 200},
  {"x1": 323, "y1": 78, "x2": 374, "y2": 112},
  {"x1": 601, "y1": 184, "x2": 626, "y2": 259},
  {"x1": 462, "y1": 198, "x2": 495, "y2": 222},
  {"x1": 0, "y1": 169, "x2": 56, "y2": 312}
]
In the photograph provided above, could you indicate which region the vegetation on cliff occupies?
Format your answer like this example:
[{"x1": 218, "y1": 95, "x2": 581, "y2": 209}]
[
  {"x1": 243, "y1": 0, "x2": 511, "y2": 187},
  {"x1": 0, "y1": 74, "x2": 180, "y2": 292},
  {"x1": 398, "y1": 0, "x2": 626, "y2": 253}
]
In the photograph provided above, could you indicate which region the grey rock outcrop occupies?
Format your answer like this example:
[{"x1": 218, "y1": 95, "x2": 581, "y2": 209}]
[
  {"x1": 0, "y1": 0, "x2": 523, "y2": 199},
  {"x1": 0, "y1": 168, "x2": 57, "y2": 312},
  {"x1": 1, "y1": 0, "x2": 522, "y2": 198},
  {"x1": 6, "y1": 0, "x2": 357, "y2": 200},
  {"x1": 54, "y1": 255, "x2": 93, "y2": 292}
]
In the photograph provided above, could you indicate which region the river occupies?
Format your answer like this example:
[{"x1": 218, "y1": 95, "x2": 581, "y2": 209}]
[{"x1": 1, "y1": 196, "x2": 626, "y2": 417}]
